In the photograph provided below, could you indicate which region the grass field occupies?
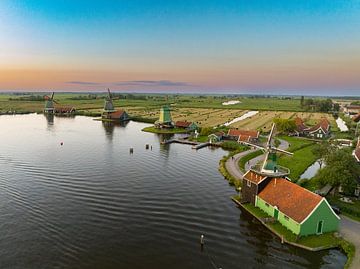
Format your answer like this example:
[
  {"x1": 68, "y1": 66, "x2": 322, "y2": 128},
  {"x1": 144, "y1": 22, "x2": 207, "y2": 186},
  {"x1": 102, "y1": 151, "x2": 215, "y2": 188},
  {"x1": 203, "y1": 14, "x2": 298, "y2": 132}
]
[
  {"x1": 277, "y1": 136, "x2": 318, "y2": 181},
  {"x1": 229, "y1": 111, "x2": 338, "y2": 132},
  {"x1": 0, "y1": 93, "x2": 340, "y2": 131}
]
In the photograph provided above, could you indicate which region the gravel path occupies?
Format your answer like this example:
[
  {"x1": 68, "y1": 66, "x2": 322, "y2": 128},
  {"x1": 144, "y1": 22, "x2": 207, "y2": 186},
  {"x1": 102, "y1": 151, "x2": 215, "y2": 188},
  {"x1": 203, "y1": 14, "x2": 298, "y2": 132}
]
[{"x1": 340, "y1": 215, "x2": 360, "y2": 269}]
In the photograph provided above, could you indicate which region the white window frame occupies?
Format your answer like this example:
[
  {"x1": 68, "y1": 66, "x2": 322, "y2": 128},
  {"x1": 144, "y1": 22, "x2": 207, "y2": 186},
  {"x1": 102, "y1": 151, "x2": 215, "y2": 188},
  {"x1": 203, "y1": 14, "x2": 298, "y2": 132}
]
[{"x1": 247, "y1": 180, "x2": 251, "y2": 187}]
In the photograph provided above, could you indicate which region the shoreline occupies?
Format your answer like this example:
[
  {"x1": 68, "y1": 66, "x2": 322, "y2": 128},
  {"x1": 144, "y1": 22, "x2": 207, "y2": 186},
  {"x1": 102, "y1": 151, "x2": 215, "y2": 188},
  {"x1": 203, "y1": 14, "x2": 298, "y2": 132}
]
[{"x1": 218, "y1": 148, "x2": 355, "y2": 268}]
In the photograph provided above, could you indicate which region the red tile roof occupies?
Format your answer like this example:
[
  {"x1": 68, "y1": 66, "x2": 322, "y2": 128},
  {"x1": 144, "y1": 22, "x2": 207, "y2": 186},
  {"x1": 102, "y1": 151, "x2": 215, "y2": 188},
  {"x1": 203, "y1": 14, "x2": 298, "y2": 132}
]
[
  {"x1": 353, "y1": 113, "x2": 360, "y2": 123},
  {"x1": 258, "y1": 178, "x2": 323, "y2": 223},
  {"x1": 175, "y1": 121, "x2": 192, "y2": 128},
  {"x1": 243, "y1": 170, "x2": 267, "y2": 184},
  {"x1": 108, "y1": 109, "x2": 125, "y2": 119},
  {"x1": 294, "y1": 117, "x2": 308, "y2": 132},
  {"x1": 228, "y1": 129, "x2": 259, "y2": 139},
  {"x1": 307, "y1": 118, "x2": 330, "y2": 133}
]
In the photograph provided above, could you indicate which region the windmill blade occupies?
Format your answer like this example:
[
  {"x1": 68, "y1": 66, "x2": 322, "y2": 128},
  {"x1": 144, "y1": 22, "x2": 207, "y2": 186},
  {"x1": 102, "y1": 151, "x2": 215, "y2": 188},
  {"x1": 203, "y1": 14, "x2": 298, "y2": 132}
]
[
  {"x1": 240, "y1": 141, "x2": 266, "y2": 151},
  {"x1": 53, "y1": 99, "x2": 59, "y2": 104},
  {"x1": 267, "y1": 123, "x2": 276, "y2": 147},
  {"x1": 272, "y1": 147, "x2": 293, "y2": 156},
  {"x1": 107, "y1": 88, "x2": 112, "y2": 99},
  {"x1": 51, "y1": 92, "x2": 55, "y2": 100}
]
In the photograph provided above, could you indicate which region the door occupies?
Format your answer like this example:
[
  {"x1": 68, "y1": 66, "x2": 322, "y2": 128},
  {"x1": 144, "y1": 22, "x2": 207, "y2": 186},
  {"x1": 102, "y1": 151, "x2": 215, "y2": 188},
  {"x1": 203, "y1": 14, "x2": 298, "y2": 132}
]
[
  {"x1": 317, "y1": 220, "x2": 323, "y2": 234},
  {"x1": 274, "y1": 207, "x2": 279, "y2": 219}
]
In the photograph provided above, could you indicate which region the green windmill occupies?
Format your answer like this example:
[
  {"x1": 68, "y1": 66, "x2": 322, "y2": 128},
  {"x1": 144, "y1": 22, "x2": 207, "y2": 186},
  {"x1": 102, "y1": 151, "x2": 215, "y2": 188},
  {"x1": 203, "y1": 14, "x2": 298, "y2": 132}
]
[
  {"x1": 155, "y1": 105, "x2": 174, "y2": 128},
  {"x1": 241, "y1": 123, "x2": 293, "y2": 176}
]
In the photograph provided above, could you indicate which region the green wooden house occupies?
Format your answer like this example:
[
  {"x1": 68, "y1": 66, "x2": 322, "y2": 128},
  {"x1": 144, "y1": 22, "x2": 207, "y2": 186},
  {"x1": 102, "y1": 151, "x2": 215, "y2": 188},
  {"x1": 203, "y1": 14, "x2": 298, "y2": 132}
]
[{"x1": 243, "y1": 172, "x2": 340, "y2": 236}]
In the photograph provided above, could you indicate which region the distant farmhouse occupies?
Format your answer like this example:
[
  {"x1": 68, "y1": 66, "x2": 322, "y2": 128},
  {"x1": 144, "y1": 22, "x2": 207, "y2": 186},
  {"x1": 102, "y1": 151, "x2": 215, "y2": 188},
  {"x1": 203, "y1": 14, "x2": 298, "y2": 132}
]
[
  {"x1": 227, "y1": 129, "x2": 260, "y2": 143},
  {"x1": 102, "y1": 89, "x2": 129, "y2": 122},
  {"x1": 344, "y1": 105, "x2": 360, "y2": 115},
  {"x1": 174, "y1": 121, "x2": 198, "y2": 131},
  {"x1": 306, "y1": 118, "x2": 331, "y2": 139},
  {"x1": 293, "y1": 117, "x2": 308, "y2": 136},
  {"x1": 293, "y1": 118, "x2": 330, "y2": 139},
  {"x1": 155, "y1": 105, "x2": 174, "y2": 128},
  {"x1": 241, "y1": 124, "x2": 340, "y2": 237}
]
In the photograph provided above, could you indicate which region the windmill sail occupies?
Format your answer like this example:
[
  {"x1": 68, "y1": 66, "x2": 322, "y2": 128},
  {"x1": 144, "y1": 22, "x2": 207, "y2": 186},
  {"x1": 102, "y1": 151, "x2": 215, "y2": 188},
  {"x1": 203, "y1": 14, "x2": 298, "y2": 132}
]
[{"x1": 241, "y1": 123, "x2": 293, "y2": 176}]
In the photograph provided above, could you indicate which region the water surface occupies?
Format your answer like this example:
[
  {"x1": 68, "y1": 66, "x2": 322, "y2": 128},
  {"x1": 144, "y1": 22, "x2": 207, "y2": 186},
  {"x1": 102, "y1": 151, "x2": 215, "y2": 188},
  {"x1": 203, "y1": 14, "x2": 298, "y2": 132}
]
[{"x1": 0, "y1": 114, "x2": 346, "y2": 269}]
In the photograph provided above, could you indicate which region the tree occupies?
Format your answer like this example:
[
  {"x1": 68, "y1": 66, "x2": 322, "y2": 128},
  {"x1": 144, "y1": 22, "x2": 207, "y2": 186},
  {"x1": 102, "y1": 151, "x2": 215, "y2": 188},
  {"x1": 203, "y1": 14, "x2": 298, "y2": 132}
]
[
  {"x1": 314, "y1": 148, "x2": 360, "y2": 195},
  {"x1": 273, "y1": 118, "x2": 296, "y2": 134},
  {"x1": 311, "y1": 141, "x2": 335, "y2": 169}
]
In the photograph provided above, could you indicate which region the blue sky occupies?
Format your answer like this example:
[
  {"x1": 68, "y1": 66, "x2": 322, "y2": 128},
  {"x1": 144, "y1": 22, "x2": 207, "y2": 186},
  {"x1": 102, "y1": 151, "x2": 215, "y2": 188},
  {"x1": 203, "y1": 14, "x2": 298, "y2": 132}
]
[{"x1": 0, "y1": 0, "x2": 360, "y2": 95}]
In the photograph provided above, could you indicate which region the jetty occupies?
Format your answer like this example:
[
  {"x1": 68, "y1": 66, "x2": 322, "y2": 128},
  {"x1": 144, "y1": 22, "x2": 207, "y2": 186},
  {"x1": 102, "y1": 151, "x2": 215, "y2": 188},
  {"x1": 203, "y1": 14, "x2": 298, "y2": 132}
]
[{"x1": 161, "y1": 139, "x2": 220, "y2": 150}]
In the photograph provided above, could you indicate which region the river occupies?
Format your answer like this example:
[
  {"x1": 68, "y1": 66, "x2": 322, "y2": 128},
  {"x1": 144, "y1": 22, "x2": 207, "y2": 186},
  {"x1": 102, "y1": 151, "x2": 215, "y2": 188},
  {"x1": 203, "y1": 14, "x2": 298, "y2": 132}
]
[{"x1": 0, "y1": 114, "x2": 346, "y2": 269}]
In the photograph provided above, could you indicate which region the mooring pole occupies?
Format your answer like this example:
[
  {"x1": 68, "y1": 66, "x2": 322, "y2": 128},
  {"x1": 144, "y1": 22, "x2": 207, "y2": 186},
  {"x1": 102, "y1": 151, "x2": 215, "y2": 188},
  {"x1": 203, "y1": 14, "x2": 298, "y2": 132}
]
[{"x1": 200, "y1": 234, "x2": 204, "y2": 251}]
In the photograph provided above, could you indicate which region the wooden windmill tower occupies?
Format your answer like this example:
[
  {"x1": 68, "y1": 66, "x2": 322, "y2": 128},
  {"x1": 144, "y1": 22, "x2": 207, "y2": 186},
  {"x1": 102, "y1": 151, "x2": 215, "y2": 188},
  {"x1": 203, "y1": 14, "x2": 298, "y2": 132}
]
[
  {"x1": 44, "y1": 92, "x2": 57, "y2": 114},
  {"x1": 242, "y1": 123, "x2": 293, "y2": 177},
  {"x1": 103, "y1": 88, "x2": 117, "y2": 113},
  {"x1": 102, "y1": 89, "x2": 129, "y2": 121},
  {"x1": 155, "y1": 105, "x2": 174, "y2": 128}
]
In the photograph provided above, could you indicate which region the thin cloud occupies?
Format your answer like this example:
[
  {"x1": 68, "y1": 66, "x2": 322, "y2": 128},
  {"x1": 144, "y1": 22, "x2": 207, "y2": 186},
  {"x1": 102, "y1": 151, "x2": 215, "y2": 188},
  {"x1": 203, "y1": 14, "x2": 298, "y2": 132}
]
[
  {"x1": 114, "y1": 80, "x2": 192, "y2": 87},
  {"x1": 66, "y1": 81, "x2": 101, "y2": 86}
]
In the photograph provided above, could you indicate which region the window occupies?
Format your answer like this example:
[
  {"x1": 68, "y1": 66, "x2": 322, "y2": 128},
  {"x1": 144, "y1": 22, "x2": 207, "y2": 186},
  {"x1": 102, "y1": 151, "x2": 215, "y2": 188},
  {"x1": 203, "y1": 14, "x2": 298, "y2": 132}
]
[
  {"x1": 265, "y1": 203, "x2": 269, "y2": 207},
  {"x1": 284, "y1": 216, "x2": 289, "y2": 221},
  {"x1": 247, "y1": 180, "x2": 251, "y2": 187}
]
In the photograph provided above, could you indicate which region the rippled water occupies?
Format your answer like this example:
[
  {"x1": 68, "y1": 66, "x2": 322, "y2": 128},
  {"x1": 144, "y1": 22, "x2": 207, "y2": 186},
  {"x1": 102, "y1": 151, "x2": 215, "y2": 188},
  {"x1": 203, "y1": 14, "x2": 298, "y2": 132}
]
[{"x1": 0, "y1": 114, "x2": 346, "y2": 269}]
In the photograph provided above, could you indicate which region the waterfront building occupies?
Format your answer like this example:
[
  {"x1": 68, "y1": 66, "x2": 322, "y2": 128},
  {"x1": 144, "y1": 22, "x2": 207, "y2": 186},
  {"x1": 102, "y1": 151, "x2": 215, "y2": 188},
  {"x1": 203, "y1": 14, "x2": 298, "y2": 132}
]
[
  {"x1": 241, "y1": 124, "x2": 339, "y2": 237},
  {"x1": 174, "y1": 121, "x2": 198, "y2": 131},
  {"x1": 208, "y1": 131, "x2": 225, "y2": 143}
]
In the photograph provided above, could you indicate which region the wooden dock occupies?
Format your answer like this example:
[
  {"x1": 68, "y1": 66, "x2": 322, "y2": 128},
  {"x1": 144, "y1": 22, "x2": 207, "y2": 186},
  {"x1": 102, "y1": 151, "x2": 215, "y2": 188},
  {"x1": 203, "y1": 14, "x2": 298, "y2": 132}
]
[
  {"x1": 191, "y1": 142, "x2": 210, "y2": 150},
  {"x1": 161, "y1": 139, "x2": 199, "y2": 146},
  {"x1": 161, "y1": 139, "x2": 222, "y2": 150}
]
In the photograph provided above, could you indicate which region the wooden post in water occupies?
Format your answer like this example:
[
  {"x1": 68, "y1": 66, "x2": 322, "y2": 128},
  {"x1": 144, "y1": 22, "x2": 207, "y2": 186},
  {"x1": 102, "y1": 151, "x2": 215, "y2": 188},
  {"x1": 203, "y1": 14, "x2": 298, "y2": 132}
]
[
  {"x1": 200, "y1": 234, "x2": 204, "y2": 251},
  {"x1": 130, "y1": 148, "x2": 134, "y2": 154}
]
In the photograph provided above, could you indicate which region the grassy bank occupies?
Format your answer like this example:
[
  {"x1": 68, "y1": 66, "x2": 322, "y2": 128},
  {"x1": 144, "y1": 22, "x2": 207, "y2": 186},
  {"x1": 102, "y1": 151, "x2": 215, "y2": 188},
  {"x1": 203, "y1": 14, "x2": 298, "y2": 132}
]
[
  {"x1": 142, "y1": 126, "x2": 190, "y2": 134},
  {"x1": 218, "y1": 149, "x2": 247, "y2": 189}
]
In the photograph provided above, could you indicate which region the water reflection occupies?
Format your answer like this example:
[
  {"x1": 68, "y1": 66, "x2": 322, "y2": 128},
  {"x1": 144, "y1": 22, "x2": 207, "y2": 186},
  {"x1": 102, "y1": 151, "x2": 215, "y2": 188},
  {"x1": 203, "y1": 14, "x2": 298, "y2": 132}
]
[
  {"x1": 101, "y1": 120, "x2": 129, "y2": 140},
  {"x1": 44, "y1": 113, "x2": 54, "y2": 127}
]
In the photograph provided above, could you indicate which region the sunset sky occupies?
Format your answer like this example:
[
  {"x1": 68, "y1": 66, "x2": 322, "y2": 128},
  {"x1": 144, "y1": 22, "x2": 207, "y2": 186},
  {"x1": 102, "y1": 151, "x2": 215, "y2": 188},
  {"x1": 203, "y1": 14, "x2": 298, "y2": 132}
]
[{"x1": 1, "y1": 0, "x2": 360, "y2": 95}]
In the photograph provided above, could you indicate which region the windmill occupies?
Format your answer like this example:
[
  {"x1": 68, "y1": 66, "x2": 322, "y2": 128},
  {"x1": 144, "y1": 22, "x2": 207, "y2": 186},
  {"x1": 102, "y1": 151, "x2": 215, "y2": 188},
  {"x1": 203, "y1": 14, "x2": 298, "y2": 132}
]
[
  {"x1": 241, "y1": 123, "x2": 293, "y2": 176},
  {"x1": 103, "y1": 88, "x2": 118, "y2": 112},
  {"x1": 44, "y1": 92, "x2": 58, "y2": 114}
]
